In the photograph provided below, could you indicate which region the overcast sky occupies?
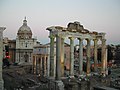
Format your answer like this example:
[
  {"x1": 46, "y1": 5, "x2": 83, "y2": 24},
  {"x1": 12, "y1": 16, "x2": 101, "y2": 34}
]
[{"x1": 0, "y1": 0, "x2": 120, "y2": 44}]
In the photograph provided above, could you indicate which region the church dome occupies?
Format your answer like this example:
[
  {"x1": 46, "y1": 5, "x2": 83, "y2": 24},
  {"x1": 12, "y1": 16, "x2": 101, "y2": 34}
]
[{"x1": 17, "y1": 17, "x2": 32, "y2": 39}]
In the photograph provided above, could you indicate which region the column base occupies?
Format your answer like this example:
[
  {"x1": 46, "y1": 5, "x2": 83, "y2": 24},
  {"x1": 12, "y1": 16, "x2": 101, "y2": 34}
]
[
  {"x1": 69, "y1": 76, "x2": 74, "y2": 78},
  {"x1": 86, "y1": 73, "x2": 91, "y2": 77},
  {"x1": 55, "y1": 80, "x2": 64, "y2": 90},
  {"x1": 101, "y1": 68, "x2": 109, "y2": 76},
  {"x1": 105, "y1": 69, "x2": 108, "y2": 76},
  {"x1": 0, "y1": 80, "x2": 4, "y2": 90},
  {"x1": 79, "y1": 71, "x2": 83, "y2": 75},
  {"x1": 100, "y1": 71, "x2": 106, "y2": 77}
]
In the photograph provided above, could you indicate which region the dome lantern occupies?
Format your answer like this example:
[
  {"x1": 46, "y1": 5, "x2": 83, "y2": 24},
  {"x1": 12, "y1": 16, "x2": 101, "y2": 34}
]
[{"x1": 23, "y1": 16, "x2": 27, "y2": 26}]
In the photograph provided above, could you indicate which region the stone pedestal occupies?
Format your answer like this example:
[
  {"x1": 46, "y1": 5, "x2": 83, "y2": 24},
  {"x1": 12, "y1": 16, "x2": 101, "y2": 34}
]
[
  {"x1": 0, "y1": 27, "x2": 6, "y2": 90},
  {"x1": 55, "y1": 80, "x2": 64, "y2": 90}
]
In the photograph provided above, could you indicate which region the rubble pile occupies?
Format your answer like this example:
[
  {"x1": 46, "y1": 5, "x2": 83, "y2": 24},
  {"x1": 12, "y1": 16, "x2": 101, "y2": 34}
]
[{"x1": 3, "y1": 66, "x2": 38, "y2": 90}]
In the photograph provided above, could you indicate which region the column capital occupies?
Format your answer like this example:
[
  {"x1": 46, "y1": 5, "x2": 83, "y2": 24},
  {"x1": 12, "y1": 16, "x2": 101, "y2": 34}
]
[
  {"x1": 94, "y1": 39, "x2": 98, "y2": 45},
  {"x1": 93, "y1": 38, "x2": 98, "y2": 41},
  {"x1": 68, "y1": 37, "x2": 74, "y2": 40},
  {"x1": 101, "y1": 39, "x2": 106, "y2": 45},
  {"x1": 86, "y1": 38, "x2": 91, "y2": 43},
  {"x1": 56, "y1": 33, "x2": 62, "y2": 38},
  {"x1": 61, "y1": 36, "x2": 65, "y2": 40},
  {"x1": 49, "y1": 35, "x2": 55, "y2": 39},
  {"x1": 78, "y1": 38, "x2": 83, "y2": 41},
  {"x1": 0, "y1": 27, "x2": 6, "y2": 31},
  {"x1": 86, "y1": 38, "x2": 91, "y2": 41},
  {"x1": 101, "y1": 39, "x2": 106, "y2": 42}
]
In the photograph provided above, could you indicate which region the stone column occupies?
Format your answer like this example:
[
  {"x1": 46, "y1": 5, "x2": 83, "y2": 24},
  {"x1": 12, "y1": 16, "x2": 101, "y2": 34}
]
[
  {"x1": 86, "y1": 39, "x2": 91, "y2": 75},
  {"x1": 49, "y1": 35, "x2": 55, "y2": 77},
  {"x1": 35, "y1": 56, "x2": 37, "y2": 74},
  {"x1": 56, "y1": 34, "x2": 61, "y2": 80},
  {"x1": 32, "y1": 56, "x2": 35, "y2": 74},
  {"x1": 0, "y1": 27, "x2": 6, "y2": 90},
  {"x1": 55, "y1": 34, "x2": 64, "y2": 90},
  {"x1": 94, "y1": 39, "x2": 98, "y2": 72},
  {"x1": 42, "y1": 57, "x2": 44, "y2": 76},
  {"x1": 105, "y1": 48, "x2": 108, "y2": 75},
  {"x1": 39, "y1": 57, "x2": 41, "y2": 75},
  {"x1": 46, "y1": 55, "x2": 50, "y2": 77},
  {"x1": 101, "y1": 39, "x2": 107, "y2": 76},
  {"x1": 44, "y1": 55, "x2": 47, "y2": 76},
  {"x1": 69, "y1": 37, "x2": 74, "y2": 76},
  {"x1": 40, "y1": 56, "x2": 42, "y2": 75},
  {"x1": 33, "y1": 55, "x2": 37, "y2": 74},
  {"x1": 45, "y1": 56, "x2": 48, "y2": 76},
  {"x1": 61, "y1": 37, "x2": 64, "y2": 77},
  {"x1": 78, "y1": 38, "x2": 83, "y2": 75}
]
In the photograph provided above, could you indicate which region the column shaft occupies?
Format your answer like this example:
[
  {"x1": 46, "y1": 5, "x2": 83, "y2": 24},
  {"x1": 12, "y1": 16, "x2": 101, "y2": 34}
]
[
  {"x1": 101, "y1": 39, "x2": 107, "y2": 76},
  {"x1": 86, "y1": 39, "x2": 91, "y2": 75},
  {"x1": 61, "y1": 37, "x2": 64, "y2": 77},
  {"x1": 69, "y1": 37, "x2": 74, "y2": 76},
  {"x1": 44, "y1": 55, "x2": 47, "y2": 76},
  {"x1": 105, "y1": 48, "x2": 108, "y2": 75},
  {"x1": 40, "y1": 56, "x2": 42, "y2": 75},
  {"x1": 32, "y1": 56, "x2": 35, "y2": 74},
  {"x1": 49, "y1": 35, "x2": 55, "y2": 77},
  {"x1": 39, "y1": 57, "x2": 41, "y2": 75},
  {"x1": 46, "y1": 56, "x2": 49, "y2": 77},
  {"x1": 56, "y1": 35, "x2": 61, "y2": 80},
  {"x1": 94, "y1": 39, "x2": 98, "y2": 72},
  {"x1": 0, "y1": 27, "x2": 5, "y2": 90},
  {"x1": 78, "y1": 38, "x2": 83, "y2": 75},
  {"x1": 35, "y1": 56, "x2": 37, "y2": 74},
  {"x1": 42, "y1": 57, "x2": 44, "y2": 75},
  {"x1": 33, "y1": 56, "x2": 36, "y2": 74}
]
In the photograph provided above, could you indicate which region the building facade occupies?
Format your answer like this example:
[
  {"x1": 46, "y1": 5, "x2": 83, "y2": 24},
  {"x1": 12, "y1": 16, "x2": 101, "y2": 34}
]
[
  {"x1": 3, "y1": 18, "x2": 38, "y2": 65},
  {"x1": 3, "y1": 37, "x2": 16, "y2": 63},
  {"x1": 32, "y1": 42, "x2": 70, "y2": 77},
  {"x1": 15, "y1": 17, "x2": 37, "y2": 64}
]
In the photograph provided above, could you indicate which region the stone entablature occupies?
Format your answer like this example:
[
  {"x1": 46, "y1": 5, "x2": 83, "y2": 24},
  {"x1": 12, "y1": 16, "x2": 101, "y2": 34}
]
[
  {"x1": 47, "y1": 27, "x2": 105, "y2": 41},
  {"x1": 33, "y1": 45, "x2": 49, "y2": 55}
]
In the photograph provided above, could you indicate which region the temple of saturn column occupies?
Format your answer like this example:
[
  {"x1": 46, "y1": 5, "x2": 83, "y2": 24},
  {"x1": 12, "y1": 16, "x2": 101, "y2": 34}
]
[
  {"x1": 46, "y1": 21, "x2": 107, "y2": 78},
  {"x1": 0, "y1": 27, "x2": 6, "y2": 90}
]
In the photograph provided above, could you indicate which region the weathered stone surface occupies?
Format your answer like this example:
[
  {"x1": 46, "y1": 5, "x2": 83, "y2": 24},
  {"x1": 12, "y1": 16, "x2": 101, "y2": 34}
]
[
  {"x1": 67, "y1": 21, "x2": 84, "y2": 32},
  {"x1": 67, "y1": 21, "x2": 91, "y2": 34},
  {"x1": 3, "y1": 66, "x2": 38, "y2": 90},
  {"x1": 55, "y1": 80, "x2": 64, "y2": 90},
  {"x1": 0, "y1": 27, "x2": 6, "y2": 90}
]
